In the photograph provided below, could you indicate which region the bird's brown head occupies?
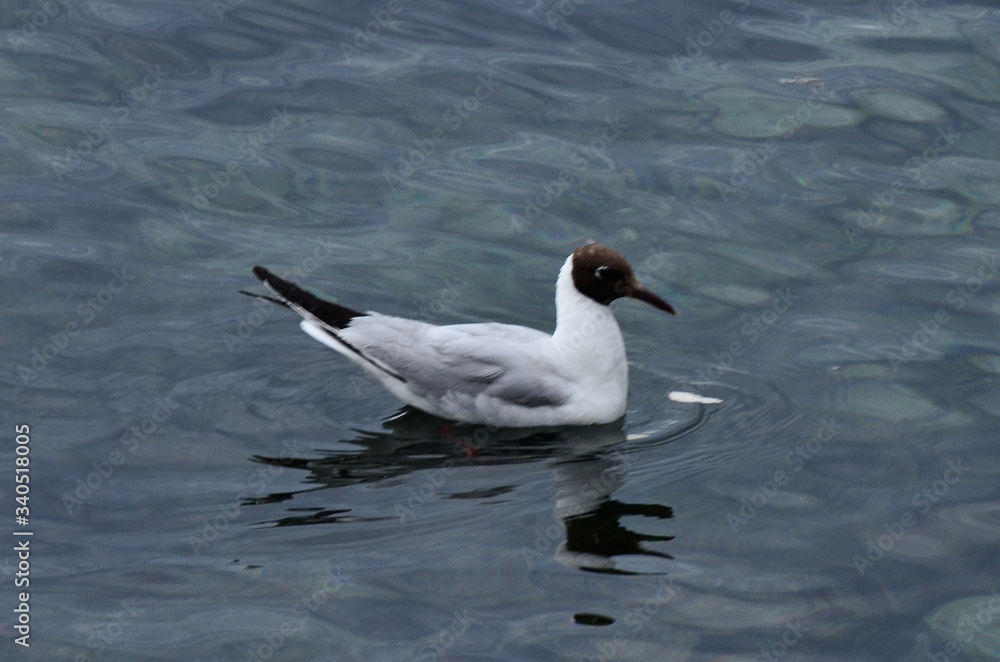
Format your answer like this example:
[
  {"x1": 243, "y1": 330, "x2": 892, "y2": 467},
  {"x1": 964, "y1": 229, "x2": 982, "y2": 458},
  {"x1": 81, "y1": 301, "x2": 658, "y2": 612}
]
[{"x1": 570, "y1": 244, "x2": 675, "y2": 314}]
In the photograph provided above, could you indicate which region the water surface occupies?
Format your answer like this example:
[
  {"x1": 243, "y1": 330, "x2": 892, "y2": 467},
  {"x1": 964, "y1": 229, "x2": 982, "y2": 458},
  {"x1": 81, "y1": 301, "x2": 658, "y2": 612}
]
[{"x1": 3, "y1": 0, "x2": 1000, "y2": 660}]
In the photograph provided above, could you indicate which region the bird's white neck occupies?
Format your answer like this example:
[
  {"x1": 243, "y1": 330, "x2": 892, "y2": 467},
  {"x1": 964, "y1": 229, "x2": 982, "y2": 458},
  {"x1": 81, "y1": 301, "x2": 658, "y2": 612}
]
[{"x1": 550, "y1": 255, "x2": 628, "y2": 388}]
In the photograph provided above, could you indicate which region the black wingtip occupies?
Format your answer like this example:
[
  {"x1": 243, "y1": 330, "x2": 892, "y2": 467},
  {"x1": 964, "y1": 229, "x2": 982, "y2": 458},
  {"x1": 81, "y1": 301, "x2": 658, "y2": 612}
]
[{"x1": 248, "y1": 265, "x2": 365, "y2": 330}]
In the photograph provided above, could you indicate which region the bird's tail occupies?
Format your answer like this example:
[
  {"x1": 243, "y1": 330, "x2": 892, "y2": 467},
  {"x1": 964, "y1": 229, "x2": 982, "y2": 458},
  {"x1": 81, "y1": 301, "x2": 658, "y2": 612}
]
[
  {"x1": 245, "y1": 266, "x2": 404, "y2": 382},
  {"x1": 246, "y1": 266, "x2": 365, "y2": 330},
  {"x1": 238, "y1": 290, "x2": 289, "y2": 307}
]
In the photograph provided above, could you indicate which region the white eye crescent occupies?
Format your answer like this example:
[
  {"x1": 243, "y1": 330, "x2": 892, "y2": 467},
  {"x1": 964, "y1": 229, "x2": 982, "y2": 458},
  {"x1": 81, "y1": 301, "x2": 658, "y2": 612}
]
[{"x1": 594, "y1": 266, "x2": 608, "y2": 280}]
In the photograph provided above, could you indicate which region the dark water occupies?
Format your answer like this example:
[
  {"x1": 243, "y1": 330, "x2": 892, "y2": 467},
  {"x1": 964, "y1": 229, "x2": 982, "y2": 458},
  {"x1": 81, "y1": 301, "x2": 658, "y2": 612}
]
[{"x1": 3, "y1": 0, "x2": 1000, "y2": 659}]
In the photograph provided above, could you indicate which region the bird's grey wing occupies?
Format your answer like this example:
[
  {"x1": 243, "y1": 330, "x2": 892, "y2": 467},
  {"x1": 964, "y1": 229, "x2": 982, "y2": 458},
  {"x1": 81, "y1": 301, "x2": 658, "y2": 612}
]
[
  {"x1": 486, "y1": 371, "x2": 571, "y2": 408},
  {"x1": 342, "y1": 317, "x2": 572, "y2": 407}
]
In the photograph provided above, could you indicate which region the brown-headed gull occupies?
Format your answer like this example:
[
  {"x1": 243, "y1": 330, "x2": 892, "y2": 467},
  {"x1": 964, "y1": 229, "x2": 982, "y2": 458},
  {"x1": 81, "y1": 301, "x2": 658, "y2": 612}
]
[{"x1": 247, "y1": 244, "x2": 680, "y2": 427}]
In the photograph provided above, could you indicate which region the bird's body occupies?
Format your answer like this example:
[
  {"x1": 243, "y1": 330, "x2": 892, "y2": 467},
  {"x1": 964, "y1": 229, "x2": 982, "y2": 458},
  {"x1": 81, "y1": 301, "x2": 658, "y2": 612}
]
[{"x1": 249, "y1": 244, "x2": 675, "y2": 427}]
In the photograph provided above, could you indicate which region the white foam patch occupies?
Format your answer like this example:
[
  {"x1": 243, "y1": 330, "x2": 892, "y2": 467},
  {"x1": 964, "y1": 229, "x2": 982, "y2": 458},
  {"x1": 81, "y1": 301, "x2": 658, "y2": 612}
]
[{"x1": 668, "y1": 391, "x2": 723, "y2": 405}]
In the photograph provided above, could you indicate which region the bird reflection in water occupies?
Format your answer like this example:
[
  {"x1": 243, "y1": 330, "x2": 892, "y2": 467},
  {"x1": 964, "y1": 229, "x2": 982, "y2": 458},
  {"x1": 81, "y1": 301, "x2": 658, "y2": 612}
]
[
  {"x1": 553, "y1": 452, "x2": 674, "y2": 574},
  {"x1": 245, "y1": 408, "x2": 675, "y2": 573}
]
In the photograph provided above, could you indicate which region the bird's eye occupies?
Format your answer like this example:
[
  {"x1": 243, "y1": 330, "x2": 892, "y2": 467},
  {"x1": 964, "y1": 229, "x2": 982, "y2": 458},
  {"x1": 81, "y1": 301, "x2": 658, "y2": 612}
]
[{"x1": 594, "y1": 266, "x2": 608, "y2": 280}]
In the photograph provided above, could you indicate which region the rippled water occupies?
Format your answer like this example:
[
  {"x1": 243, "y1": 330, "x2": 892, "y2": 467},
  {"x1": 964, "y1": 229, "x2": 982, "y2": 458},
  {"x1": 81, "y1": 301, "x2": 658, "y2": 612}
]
[{"x1": 3, "y1": 0, "x2": 1000, "y2": 659}]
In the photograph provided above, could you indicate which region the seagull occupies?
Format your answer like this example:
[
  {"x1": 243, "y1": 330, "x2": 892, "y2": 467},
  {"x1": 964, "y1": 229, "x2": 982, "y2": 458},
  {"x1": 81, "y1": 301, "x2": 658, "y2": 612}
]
[{"x1": 245, "y1": 244, "x2": 677, "y2": 427}]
